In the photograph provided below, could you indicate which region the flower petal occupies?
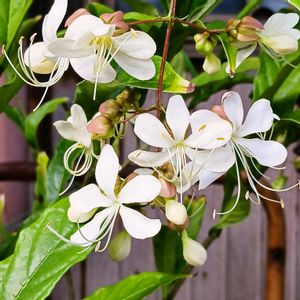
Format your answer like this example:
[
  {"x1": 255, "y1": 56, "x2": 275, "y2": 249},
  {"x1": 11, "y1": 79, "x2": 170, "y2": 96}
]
[
  {"x1": 70, "y1": 56, "x2": 117, "y2": 83},
  {"x1": 232, "y1": 43, "x2": 256, "y2": 71},
  {"x1": 236, "y1": 99, "x2": 274, "y2": 137},
  {"x1": 236, "y1": 137, "x2": 287, "y2": 167},
  {"x1": 262, "y1": 35, "x2": 298, "y2": 55},
  {"x1": 69, "y1": 183, "x2": 113, "y2": 213},
  {"x1": 185, "y1": 120, "x2": 232, "y2": 149},
  {"x1": 198, "y1": 169, "x2": 225, "y2": 189},
  {"x1": 222, "y1": 91, "x2": 244, "y2": 130},
  {"x1": 112, "y1": 30, "x2": 156, "y2": 59},
  {"x1": 128, "y1": 149, "x2": 175, "y2": 167},
  {"x1": 176, "y1": 161, "x2": 200, "y2": 193},
  {"x1": 114, "y1": 52, "x2": 156, "y2": 80},
  {"x1": 67, "y1": 206, "x2": 96, "y2": 223},
  {"x1": 42, "y1": 0, "x2": 68, "y2": 45},
  {"x1": 186, "y1": 144, "x2": 235, "y2": 173},
  {"x1": 96, "y1": 144, "x2": 119, "y2": 199},
  {"x1": 190, "y1": 109, "x2": 225, "y2": 132},
  {"x1": 70, "y1": 206, "x2": 116, "y2": 246},
  {"x1": 134, "y1": 113, "x2": 174, "y2": 148},
  {"x1": 118, "y1": 175, "x2": 161, "y2": 204},
  {"x1": 119, "y1": 206, "x2": 161, "y2": 239},
  {"x1": 166, "y1": 95, "x2": 190, "y2": 141}
]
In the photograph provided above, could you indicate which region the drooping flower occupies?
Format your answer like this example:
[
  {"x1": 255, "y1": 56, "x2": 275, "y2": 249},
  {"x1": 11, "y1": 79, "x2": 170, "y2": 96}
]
[
  {"x1": 2, "y1": 0, "x2": 70, "y2": 109},
  {"x1": 182, "y1": 230, "x2": 207, "y2": 267},
  {"x1": 190, "y1": 92, "x2": 298, "y2": 217},
  {"x1": 229, "y1": 13, "x2": 300, "y2": 71},
  {"x1": 47, "y1": 13, "x2": 156, "y2": 99},
  {"x1": 129, "y1": 95, "x2": 232, "y2": 198},
  {"x1": 48, "y1": 144, "x2": 161, "y2": 251},
  {"x1": 54, "y1": 104, "x2": 95, "y2": 181}
]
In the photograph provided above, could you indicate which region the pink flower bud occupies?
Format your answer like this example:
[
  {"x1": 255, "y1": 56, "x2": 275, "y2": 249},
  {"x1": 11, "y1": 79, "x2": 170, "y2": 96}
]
[
  {"x1": 101, "y1": 11, "x2": 129, "y2": 31},
  {"x1": 87, "y1": 115, "x2": 113, "y2": 138},
  {"x1": 159, "y1": 178, "x2": 176, "y2": 198},
  {"x1": 99, "y1": 99, "x2": 123, "y2": 121}
]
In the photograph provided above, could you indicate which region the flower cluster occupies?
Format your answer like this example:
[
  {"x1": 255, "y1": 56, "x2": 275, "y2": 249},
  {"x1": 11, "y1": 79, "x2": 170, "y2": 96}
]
[{"x1": 4, "y1": 0, "x2": 300, "y2": 268}]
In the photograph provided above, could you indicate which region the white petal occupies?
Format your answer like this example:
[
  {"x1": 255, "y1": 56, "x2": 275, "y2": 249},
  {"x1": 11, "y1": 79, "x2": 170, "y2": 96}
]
[
  {"x1": 70, "y1": 56, "x2": 116, "y2": 83},
  {"x1": 119, "y1": 206, "x2": 161, "y2": 239},
  {"x1": 24, "y1": 42, "x2": 57, "y2": 74},
  {"x1": 185, "y1": 120, "x2": 232, "y2": 149},
  {"x1": 69, "y1": 183, "x2": 113, "y2": 213},
  {"x1": 96, "y1": 144, "x2": 119, "y2": 199},
  {"x1": 234, "y1": 43, "x2": 256, "y2": 70},
  {"x1": 128, "y1": 149, "x2": 175, "y2": 168},
  {"x1": 190, "y1": 109, "x2": 225, "y2": 132},
  {"x1": 114, "y1": 52, "x2": 155, "y2": 80},
  {"x1": 134, "y1": 168, "x2": 154, "y2": 175},
  {"x1": 70, "y1": 104, "x2": 88, "y2": 128},
  {"x1": 222, "y1": 91, "x2": 244, "y2": 130},
  {"x1": 263, "y1": 13, "x2": 299, "y2": 37},
  {"x1": 42, "y1": 0, "x2": 68, "y2": 45},
  {"x1": 112, "y1": 31, "x2": 156, "y2": 59},
  {"x1": 67, "y1": 207, "x2": 97, "y2": 223},
  {"x1": 166, "y1": 95, "x2": 190, "y2": 141},
  {"x1": 70, "y1": 206, "x2": 116, "y2": 246},
  {"x1": 236, "y1": 99, "x2": 274, "y2": 137},
  {"x1": 186, "y1": 144, "x2": 235, "y2": 173},
  {"x1": 198, "y1": 169, "x2": 225, "y2": 189},
  {"x1": 118, "y1": 175, "x2": 161, "y2": 204},
  {"x1": 236, "y1": 137, "x2": 287, "y2": 167},
  {"x1": 177, "y1": 161, "x2": 200, "y2": 193},
  {"x1": 203, "y1": 53, "x2": 221, "y2": 74},
  {"x1": 134, "y1": 113, "x2": 174, "y2": 148},
  {"x1": 53, "y1": 121, "x2": 91, "y2": 148},
  {"x1": 65, "y1": 15, "x2": 109, "y2": 40},
  {"x1": 48, "y1": 38, "x2": 93, "y2": 58},
  {"x1": 262, "y1": 35, "x2": 298, "y2": 55}
]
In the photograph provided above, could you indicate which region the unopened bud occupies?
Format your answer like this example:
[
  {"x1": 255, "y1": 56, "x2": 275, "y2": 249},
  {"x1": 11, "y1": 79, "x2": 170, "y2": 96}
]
[
  {"x1": 87, "y1": 115, "x2": 114, "y2": 138},
  {"x1": 159, "y1": 178, "x2": 176, "y2": 198},
  {"x1": 108, "y1": 230, "x2": 131, "y2": 261},
  {"x1": 116, "y1": 89, "x2": 141, "y2": 111},
  {"x1": 67, "y1": 207, "x2": 96, "y2": 223},
  {"x1": 101, "y1": 11, "x2": 129, "y2": 31},
  {"x1": 194, "y1": 32, "x2": 216, "y2": 54},
  {"x1": 165, "y1": 200, "x2": 188, "y2": 226},
  {"x1": 211, "y1": 105, "x2": 229, "y2": 121},
  {"x1": 203, "y1": 53, "x2": 221, "y2": 74},
  {"x1": 99, "y1": 100, "x2": 123, "y2": 121},
  {"x1": 182, "y1": 230, "x2": 207, "y2": 267},
  {"x1": 158, "y1": 162, "x2": 175, "y2": 180}
]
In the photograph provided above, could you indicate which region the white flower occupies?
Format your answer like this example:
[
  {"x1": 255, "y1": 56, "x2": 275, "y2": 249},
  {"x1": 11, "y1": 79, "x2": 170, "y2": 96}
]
[
  {"x1": 54, "y1": 104, "x2": 94, "y2": 179},
  {"x1": 190, "y1": 91, "x2": 296, "y2": 217},
  {"x1": 47, "y1": 14, "x2": 156, "y2": 99},
  {"x1": 182, "y1": 230, "x2": 207, "y2": 267},
  {"x1": 48, "y1": 144, "x2": 161, "y2": 251},
  {"x1": 231, "y1": 13, "x2": 300, "y2": 71},
  {"x1": 165, "y1": 200, "x2": 187, "y2": 225},
  {"x1": 129, "y1": 95, "x2": 232, "y2": 196},
  {"x1": 2, "y1": 0, "x2": 70, "y2": 109}
]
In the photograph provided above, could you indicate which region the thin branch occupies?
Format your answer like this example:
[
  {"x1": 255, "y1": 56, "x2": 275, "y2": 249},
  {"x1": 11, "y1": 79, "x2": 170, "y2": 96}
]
[{"x1": 117, "y1": 105, "x2": 159, "y2": 124}]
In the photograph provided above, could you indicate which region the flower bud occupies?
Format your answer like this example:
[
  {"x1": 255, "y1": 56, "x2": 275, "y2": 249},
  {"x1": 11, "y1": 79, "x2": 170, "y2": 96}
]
[
  {"x1": 108, "y1": 230, "x2": 131, "y2": 261},
  {"x1": 182, "y1": 230, "x2": 207, "y2": 267},
  {"x1": 159, "y1": 178, "x2": 176, "y2": 198},
  {"x1": 158, "y1": 162, "x2": 175, "y2": 180},
  {"x1": 87, "y1": 115, "x2": 114, "y2": 138},
  {"x1": 203, "y1": 53, "x2": 221, "y2": 74},
  {"x1": 165, "y1": 200, "x2": 188, "y2": 226},
  {"x1": 65, "y1": 8, "x2": 90, "y2": 27},
  {"x1": 67, "y1": 207, "x2": 96, "y2": 223},
  {"x1": 101, "y1": 11, "x2": 129, "y2": 32},
  {"x1": 116, "y1": 89, "x2": 141, "y2": 111},
  {"x1": 194, "y1": 32, "x2": 216, "y2": 54},
  {"x1": 99, "y1": 100, "x2": 123, "y2": 121}
]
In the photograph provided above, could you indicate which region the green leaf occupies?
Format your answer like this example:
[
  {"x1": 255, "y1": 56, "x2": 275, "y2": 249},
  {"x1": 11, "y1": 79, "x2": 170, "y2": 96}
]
[
  {"x1": 253, "y1": 51, "x2": 281, "y2": 100},
  {"x1": 0, "y1": 198, "x2": 92, "y2": 300},
  {"x1": 191, "y1": 57, "x2": 258, "y2": 107},
  {"x1": 86, "y1": 2, "x2": 113, "y2": 15},
  {"x1": 3, "y1": 105, "x2": 25, "y2": 132},
  {"x1": 289, "y1": 0, "x2": 300, "y2": 10},
  {"x1": 122, "y1": 0, "x2": 159, "y2": 16},
  {"x1": 115, "y1": 56, "x2": 194, "y2": 94},
  {"x1": 24, "y1": 98, "x2": 67, "y2": 148},
  {"x1": 237, "y1": 0, "x2": 262, "y2": 19},
  {"x1": 84, "y1": 272, "x2": 188, "y2": 300},
  {"x1": 188, "y1": 0, "x2": 221, "y2": 22},
  {"x1": 217, "y1": 33, "x2": 237, "y2": 76},
  {"x1": 0, "y1": 1, "x2": 9, "y2": 44},
  {"x1": 124, "y1": 12, "x2": 161, "y2": 31},
  {"x1": 45, "y1": 139, "x2": 77, "y2": 204},
  {"x1": 75, "y1": 81, "x2": 125, "y2": 120},
  {"x1": 6, "y1": 0, "x2": 33, "y2": 49},
  {"x1": 281, "y1": 108, "x2": 300, "y2": 125},
  {"x1": 0, "y1": 256, "x2": 12, "y2": 291}
]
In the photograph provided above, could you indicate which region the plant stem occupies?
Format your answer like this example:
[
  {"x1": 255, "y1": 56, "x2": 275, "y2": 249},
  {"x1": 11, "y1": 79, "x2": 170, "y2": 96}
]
[
  {"x1": 156, "y1": 0, "x2": 177, "y2": 119},
  {"x1": 117, "y1": 105, "x2": 159, "y2": 124}
]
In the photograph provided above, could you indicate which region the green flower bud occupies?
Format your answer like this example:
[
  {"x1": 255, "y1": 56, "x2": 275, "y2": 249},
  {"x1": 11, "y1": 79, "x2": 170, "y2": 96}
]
[
  {"x1": 99, "y1": 99, "x2": 123, "y2": 121},
  {"x1": 194, "y1": 32, "x2": 217, "y2": 54},
  {"x1": 116, "y1": 89, "x2": 141, "y2": 111},
  {"x1": 108, "y1": 230, "x2": 131, "y2": 261}
]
